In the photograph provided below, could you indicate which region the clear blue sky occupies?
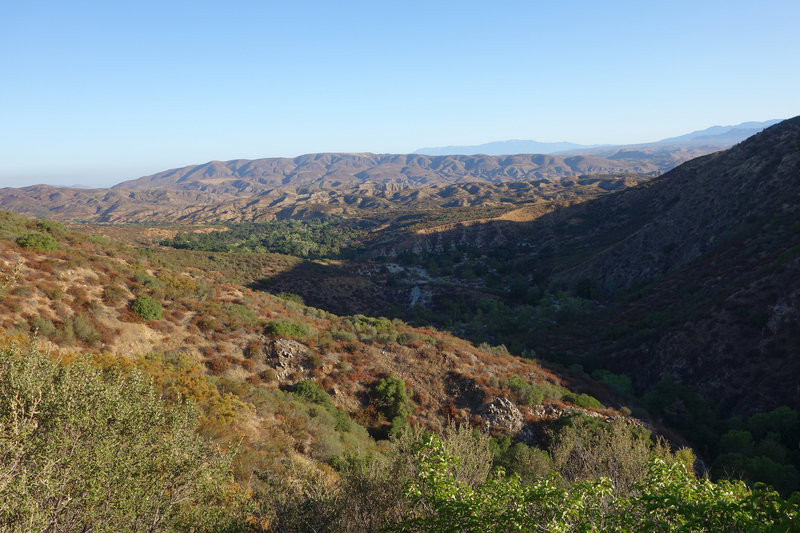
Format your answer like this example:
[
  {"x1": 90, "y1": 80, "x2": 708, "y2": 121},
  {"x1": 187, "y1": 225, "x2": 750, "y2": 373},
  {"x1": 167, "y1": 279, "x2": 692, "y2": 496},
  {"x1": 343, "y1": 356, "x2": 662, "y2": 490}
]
[{"x1": 1, "y1": 0, "x2": 798, "y2": 188}]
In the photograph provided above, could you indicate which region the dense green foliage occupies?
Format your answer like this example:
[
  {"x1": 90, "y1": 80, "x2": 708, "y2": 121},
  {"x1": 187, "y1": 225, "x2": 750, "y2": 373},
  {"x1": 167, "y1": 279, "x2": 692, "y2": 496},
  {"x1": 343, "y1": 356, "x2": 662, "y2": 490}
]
[
  {"x1": 16, "y1": 231, "x2": 58, "y2": 252},
  {"x1": 641, "y1": 375, "x2": 800, "y2": 495},
  {"x1": 130, "y1": 294, "x2": 163, "y2": 320},
  {"x1": 0, "y1": 344, "x2": 247, "y2": 532},
  {"x1": 161, "y1": 219, "x2": 362, "y2": 258},
  {"x1": 397, "y1": 435, "x2": 799, "y2": 532}
]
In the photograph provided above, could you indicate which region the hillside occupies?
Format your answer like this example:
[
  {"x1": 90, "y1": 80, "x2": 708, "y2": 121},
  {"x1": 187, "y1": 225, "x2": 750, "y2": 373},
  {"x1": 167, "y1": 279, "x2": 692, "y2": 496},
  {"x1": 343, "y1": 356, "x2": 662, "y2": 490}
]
[
  {"x1": 6, "y1": 209, "x2": 736, "y2": 529},
  {"x1": 193, "y1": 118, "x2": 800, "y2": 493},
  {"x1": 0, "y1": 210, "x2": 660, "y2": 458},
  {"x1": 0, "y1": 174, "x2": 653, "y2": 224},
  {"x1": 339, "y1": 117, "x2": 800, "y2": 415}
]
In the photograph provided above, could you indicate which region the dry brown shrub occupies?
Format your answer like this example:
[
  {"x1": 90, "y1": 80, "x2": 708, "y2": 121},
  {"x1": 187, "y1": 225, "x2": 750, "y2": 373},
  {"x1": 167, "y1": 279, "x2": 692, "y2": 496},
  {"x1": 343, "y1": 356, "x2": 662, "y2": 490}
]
[
  {"x1": 246, "y1": 374, "x2": 261, "y2": 385},
  {"x1": 2, "y1": 296, "x2": 22, "y2": 312},
  {"x1": 96, "y1": 322, "x2": 118, "y2": 346},
  {"x1": 244, "y1": 340, "x2": 263, "y2": 359},
  {"x1": 306, "y1": 352, "x2": 323, "y2": 370},
  {"x1": 444, "y1": 401, "x2": 461, "y2": 419},
  {"x1": 241, "y1": 358, "x2": 256, "y2": 372},
  {"x1": 41, "y1": 283, "x2": 63, "y2": 301},
  {"x1": 67, "y1": 285, "x2": 90, "y2": 304},
  {"x1": 415, "y1": 389, "x2": 432, "y2": 409},
  {"x1": 200, "y1": 345, "x2": 216, "y2": 359},
  {"x1": 207, "y1": 357, "x2": 231, "y2": 375},
  {"x1": 150, "y1": 320, "x2": 173, "y2": 334},
  {"x1": 191, "y1": 315, "x2": 217, "y2": 332},
  {"x1": 34, "y1": 259, "x2": 55, "y2": 274},
  {"x1": 260, "y1": 368, "x2": 277, "y2": 383},
  {"x1": 341, "y1": 341, "x2": 358, "y2": 353},
  {"x1": 321, "y1": 375, "x2": 335, "y2": 390}
]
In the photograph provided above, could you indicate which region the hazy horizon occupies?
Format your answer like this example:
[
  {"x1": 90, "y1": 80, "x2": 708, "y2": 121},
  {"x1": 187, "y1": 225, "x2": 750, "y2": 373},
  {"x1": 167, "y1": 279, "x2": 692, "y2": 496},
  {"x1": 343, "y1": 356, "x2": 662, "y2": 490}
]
[{"x1": 2, "y1": 1, "x2": 798, "y2": 188}]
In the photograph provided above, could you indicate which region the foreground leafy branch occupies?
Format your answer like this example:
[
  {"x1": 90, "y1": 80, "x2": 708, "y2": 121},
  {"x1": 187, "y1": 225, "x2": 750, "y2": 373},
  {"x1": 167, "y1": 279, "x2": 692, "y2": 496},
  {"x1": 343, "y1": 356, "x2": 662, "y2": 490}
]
[{"x1": 397, "y1": 435, "x2": 799, "y2": 532}]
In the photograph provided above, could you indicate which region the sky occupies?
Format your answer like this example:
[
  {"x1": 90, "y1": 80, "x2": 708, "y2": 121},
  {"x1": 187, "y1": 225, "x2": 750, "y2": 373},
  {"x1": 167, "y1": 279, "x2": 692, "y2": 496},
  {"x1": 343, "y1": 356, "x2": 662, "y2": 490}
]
[{"x1": 1, "y1": 0, "x2": 798, "y2": 188}]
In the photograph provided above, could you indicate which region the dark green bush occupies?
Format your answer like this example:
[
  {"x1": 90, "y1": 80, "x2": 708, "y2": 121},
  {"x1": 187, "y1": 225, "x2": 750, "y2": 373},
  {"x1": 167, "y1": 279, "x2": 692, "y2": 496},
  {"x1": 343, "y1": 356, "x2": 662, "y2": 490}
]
[
  {"x1": 130, "y1": 295, "x2": 163, "y2": 320},
  {"x1": 16, "y1": 232, "x2": 58, "y2": 252},
  {"x1": 373, "y1": 375, "x2": 414, "y2": 423}
]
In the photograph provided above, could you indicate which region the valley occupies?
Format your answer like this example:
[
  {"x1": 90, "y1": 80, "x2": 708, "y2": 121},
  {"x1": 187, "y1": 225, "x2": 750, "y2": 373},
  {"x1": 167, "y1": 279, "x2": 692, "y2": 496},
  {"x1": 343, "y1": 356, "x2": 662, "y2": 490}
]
[{"x1": 2, "y1": 118, "x2": 799, "y2": 530}]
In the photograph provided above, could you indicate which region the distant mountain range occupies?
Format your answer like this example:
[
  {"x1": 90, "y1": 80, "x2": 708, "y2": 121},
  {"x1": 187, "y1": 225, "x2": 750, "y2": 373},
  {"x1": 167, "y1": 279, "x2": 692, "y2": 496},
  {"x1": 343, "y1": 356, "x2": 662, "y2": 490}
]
[
  {"x1": 413, "y1": 120, "x2": 782, "y2": 156},
  {"x1": 0, "y1": 119, "x2": 785, "y2": 223},
  {"x1": 413, "y1": 140, "x2": 597, "y2": 156}
]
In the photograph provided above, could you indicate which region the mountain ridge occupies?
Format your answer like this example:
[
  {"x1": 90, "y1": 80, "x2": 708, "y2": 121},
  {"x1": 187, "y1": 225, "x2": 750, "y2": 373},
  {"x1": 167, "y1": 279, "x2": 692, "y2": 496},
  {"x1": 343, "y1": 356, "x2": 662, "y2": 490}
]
[{"x1": 413, "y1": 120, "x2": 782, "y2": 156}]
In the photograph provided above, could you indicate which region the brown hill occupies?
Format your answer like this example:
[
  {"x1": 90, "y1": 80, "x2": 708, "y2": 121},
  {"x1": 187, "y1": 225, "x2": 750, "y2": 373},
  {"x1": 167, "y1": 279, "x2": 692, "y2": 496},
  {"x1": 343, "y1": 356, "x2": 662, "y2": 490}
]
[
  {"x1": 0, "y1": 174, "x2": 652, "y2": 224},
  {"x1": 0, "y1": 147, "x2": 701, "y2": 224},
  {"x1": 115, "y1": 152, "x2": 669, "y2": 194}
]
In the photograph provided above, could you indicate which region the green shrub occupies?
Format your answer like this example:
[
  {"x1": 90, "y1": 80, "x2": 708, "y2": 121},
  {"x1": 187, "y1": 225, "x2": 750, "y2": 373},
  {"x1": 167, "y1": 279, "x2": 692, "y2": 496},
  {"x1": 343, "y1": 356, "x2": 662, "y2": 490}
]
[
  {"x1": 397, "y1": 332, "x2": 423, "y2": 345},
  {"x1": 72, "y1": 314, "x2": 100, "y2": 346},
  {"x1": 563, "y1": 392, "x2": 604, "y2": 409},
  {"x1": 88, "y1": 234, "x2": 111, "y2": 245},
  {"x1": 376, "y1": 331, "x2": 398, "y2": 344},
  {"x1": 294, "y1": 379, "x2": 335, "y2": 408},
  {"x1": 276, "y1": 291, "x2": 304, "y2": 305},
  {"x1": 0, "y1": 210, "x2": 29, "y2": 239},
  {"x1": 223, "y1": 303, "x2": 258, "y2": 328},
  {"x1": 16, "y1": 232, "x2": 58, "y2": 252},
  {"x1": 28, "y1": 316, "x2": 56, "y2": 337},
  {"x1": 35, "y1": 219, "x2": 67, "y2": 235},
  {"x1": 332, "y1": 329, "x2": 357, "y2": 342},
  {"x1": 130, "y1": 295, "x2": 163, "y2": 320},
  {"x1": 591, "y1": 369, "x2": 634, "y2": 398},
  {"x1": 293, "y1": 380, "x2": 357, "y2": 435},
  {"x1": 265, "y1": 320, "x2": 310, "y2": 339},
  {"x1": 0, "y1": 343, "x2": 246, "y2": 531}
]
